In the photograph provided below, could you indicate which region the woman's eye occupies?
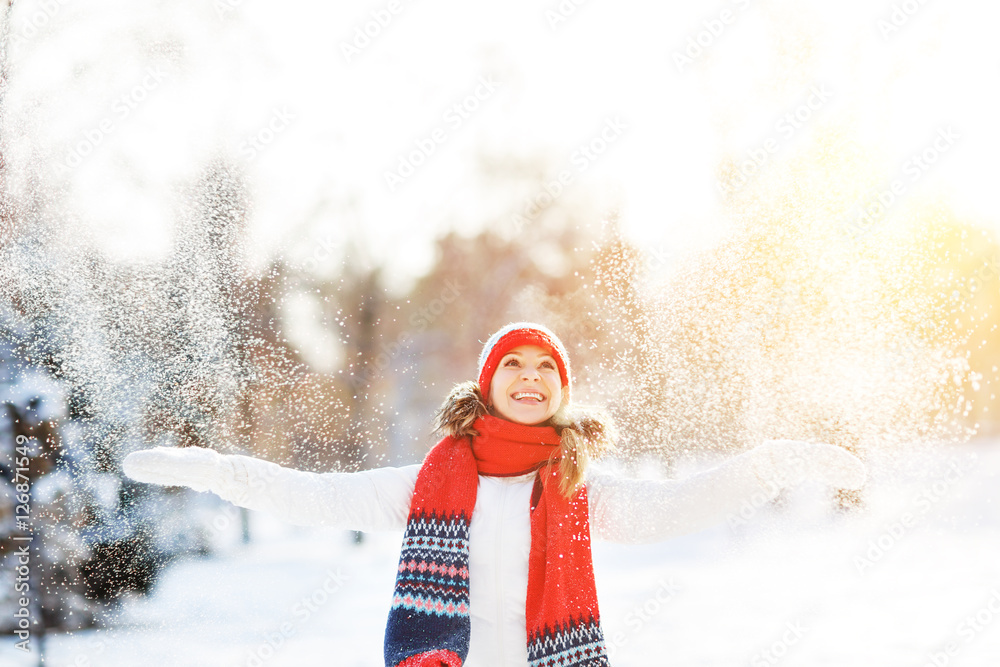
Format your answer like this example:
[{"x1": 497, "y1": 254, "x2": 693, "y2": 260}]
[
  {"x1": 503, "y1": 358, "x2": 520, "y2": 367},
  {"x1": 540, "y1": 361, "x2": 555, "y2": 370}
]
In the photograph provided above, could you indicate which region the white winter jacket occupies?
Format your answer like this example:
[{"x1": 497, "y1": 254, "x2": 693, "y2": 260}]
[{"x1": 212, "y1": 451, "x2": 774, "y2": 667}]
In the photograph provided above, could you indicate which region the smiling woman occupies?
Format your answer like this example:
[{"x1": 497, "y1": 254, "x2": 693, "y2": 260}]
[
  {"x1": 489, "y1": 345, "x2": 563, "y2": 425},
  {"x1": 482, "y1": 323, "x2": 569, "y2": 425},
  {"x1": 122, "y1": 321, "x2": 867, "y2": 667}
]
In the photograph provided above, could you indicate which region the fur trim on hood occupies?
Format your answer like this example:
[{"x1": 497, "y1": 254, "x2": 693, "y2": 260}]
[
  {"x1": 433, "y1": 381, "x2": 616, "y2": 455},
  {"x1": 433, "y1": 381, "x2": 490, "y2": 439}
]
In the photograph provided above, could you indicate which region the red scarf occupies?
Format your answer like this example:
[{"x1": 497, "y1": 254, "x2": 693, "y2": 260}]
[{"x1": 384, "y1": 414, "x2": 610, "y2": 666}]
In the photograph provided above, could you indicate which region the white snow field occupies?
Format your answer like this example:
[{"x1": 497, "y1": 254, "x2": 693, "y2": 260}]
[{"x1": 4, "y1": 440, "x2": 1000, "y2": 667}]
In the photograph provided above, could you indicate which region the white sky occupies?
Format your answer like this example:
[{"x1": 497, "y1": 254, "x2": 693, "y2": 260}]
[{"x1": 7, "y1": 0, "x2": 1000, "y2": 292}]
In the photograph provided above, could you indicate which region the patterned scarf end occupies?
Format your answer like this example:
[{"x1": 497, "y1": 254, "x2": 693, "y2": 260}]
[{"x1": 394, "y1": 648, "x2": 463, "y2": 667}]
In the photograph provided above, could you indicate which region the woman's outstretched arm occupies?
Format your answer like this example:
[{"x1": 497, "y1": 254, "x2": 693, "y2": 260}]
[
  {"x1": 123, "y1": 446, "x2": 419, "y2": 531},
  {"x1": 587, "y1": 440, "x2": 866, "y2": 543}
]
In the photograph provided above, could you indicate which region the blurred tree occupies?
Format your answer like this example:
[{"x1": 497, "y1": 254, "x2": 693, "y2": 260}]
[
  {"x1": 233, "y1": 258, "x2": 354, "y2": 470},
  {"x1": 313, "y1": 251, "x2": 381, "y2": 470}
]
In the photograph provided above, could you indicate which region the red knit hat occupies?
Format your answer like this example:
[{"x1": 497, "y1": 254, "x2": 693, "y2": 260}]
[{"x1": 477, "y1": 322, "x2": 571, "y2": 404}]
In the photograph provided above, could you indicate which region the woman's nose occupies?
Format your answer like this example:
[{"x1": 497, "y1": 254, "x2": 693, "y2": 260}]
[{"x1": 520, "y1": 367, "x2": 540, "y2": 381}]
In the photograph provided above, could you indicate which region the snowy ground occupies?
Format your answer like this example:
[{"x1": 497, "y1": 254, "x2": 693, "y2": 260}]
[{"x1": 4, "y1": 440, "x2": 1000, "y2": 667}]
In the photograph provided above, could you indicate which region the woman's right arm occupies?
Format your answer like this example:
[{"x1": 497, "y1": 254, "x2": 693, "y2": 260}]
[
  {"x1": 587, "y1": 439, "x2": 867, "y2": 543},
  {"x1": 123, "y1": 446, "x2": 419, "y2": 532}
]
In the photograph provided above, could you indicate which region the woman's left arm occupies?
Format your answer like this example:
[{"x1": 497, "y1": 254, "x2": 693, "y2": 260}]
[{"x1": 587, "y1": 440, "x2": 866, "y2": 544}]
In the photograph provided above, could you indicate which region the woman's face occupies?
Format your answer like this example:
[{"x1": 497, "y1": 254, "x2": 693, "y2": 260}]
[{"x1": 488, "y1": 344, "x2": 563, "y2": 425}]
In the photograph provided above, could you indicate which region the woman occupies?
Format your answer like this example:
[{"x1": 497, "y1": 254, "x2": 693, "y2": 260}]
[{"x1": 124, "y1": 322, "x2": 866, "y2": 667}]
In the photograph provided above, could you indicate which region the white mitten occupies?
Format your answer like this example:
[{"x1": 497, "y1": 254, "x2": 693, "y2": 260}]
[
  {"x1": 123, "y1": 446, "x2": 229, "y2": 493},
  {"x1": 751, "y1": 439, "x2": 867, "y2": 492}
]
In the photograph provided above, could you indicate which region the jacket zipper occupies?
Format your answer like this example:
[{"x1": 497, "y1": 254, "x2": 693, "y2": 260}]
[{"x1": 495, "y1": 479, "x2": 509, "y2": 667}]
